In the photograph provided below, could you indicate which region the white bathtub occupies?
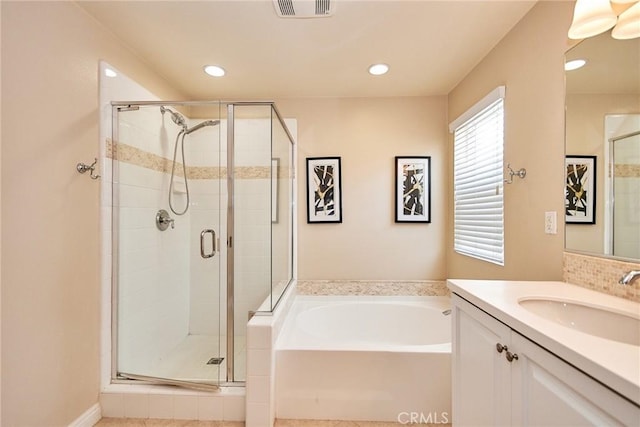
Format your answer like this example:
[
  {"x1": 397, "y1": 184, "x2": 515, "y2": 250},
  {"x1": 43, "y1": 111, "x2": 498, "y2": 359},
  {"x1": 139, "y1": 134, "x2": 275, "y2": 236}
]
[{"x1": 275, "y1": 296, "x2": 452, "y2": 422}]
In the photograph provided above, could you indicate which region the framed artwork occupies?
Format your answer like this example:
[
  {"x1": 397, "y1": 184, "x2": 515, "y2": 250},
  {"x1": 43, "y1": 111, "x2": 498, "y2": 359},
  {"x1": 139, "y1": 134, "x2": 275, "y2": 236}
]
[
  {"x1": 395, "y1": 156, "x2": 431, "y2": 223},
  {"x1": 306, "y1": 157, "x2": 342, "y2": 223},
  {"x1": 271, "y1": 158, "x2": 279, "y2": 223},
  {"x1": 565, "y1": 155, "x2": 596, "y2": 224}
]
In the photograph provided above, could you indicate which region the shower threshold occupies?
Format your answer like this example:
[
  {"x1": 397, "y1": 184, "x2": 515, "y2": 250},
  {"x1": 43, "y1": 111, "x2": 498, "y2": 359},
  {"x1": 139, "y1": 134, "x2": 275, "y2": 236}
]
[
  {"x1": 118, "y1": 334, "x2": 246, "y2": 389},
  {"x1": 118, "y1": 372, "x2": 219, "y2": 392}
]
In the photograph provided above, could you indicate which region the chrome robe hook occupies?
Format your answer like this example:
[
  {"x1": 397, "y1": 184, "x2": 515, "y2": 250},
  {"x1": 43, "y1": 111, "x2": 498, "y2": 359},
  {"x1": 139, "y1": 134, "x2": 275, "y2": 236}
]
[
  {"x1": 504, "y1": 163, "x2": 526, "y2": 184},
  {"x1": 77, "y1": 158, "x2": 100, "y2": 180}
]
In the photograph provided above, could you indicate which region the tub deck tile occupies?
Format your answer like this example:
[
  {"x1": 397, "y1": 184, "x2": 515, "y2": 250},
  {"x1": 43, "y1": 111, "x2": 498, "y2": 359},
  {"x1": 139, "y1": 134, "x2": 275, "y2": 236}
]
[{"x1": 296, "y1": 280, "x2": 449, "y2": 297}]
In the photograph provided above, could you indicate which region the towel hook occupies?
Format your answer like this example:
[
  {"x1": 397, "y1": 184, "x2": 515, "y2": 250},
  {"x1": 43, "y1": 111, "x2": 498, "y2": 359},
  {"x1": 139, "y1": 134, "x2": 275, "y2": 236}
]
[
  {"x1": 504, "y1": 163, "x2": 526, "y2": 184},
  {"x1": 77, "y1": 158, "x2": 100, "y2": 180}
]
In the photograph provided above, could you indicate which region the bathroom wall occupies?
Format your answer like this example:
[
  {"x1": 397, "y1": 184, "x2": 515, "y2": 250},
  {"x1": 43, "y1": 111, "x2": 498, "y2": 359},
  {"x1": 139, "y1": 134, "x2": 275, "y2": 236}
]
[
  {"x1": 565, "y1": 94, "x2": 640, "y2": 254},
  {"x1": 276, "y1": 96, "x2": 448, "y2": 281},
  {"x1": 447, "y1": 1, "x2": 574, "y2": 280},
  {"x1": 1, "y1": 2, "x2": 185, "y2": 425}
]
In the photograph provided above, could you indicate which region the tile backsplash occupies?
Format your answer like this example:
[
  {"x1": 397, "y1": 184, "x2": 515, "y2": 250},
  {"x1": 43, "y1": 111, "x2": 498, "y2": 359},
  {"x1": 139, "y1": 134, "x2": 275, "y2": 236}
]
[
  {"x1": 297, "y1": 280, "x2": 449, "y2": 296},
  {"x1": 563, "y1": 252, "x2": 640, "y2": 302}
]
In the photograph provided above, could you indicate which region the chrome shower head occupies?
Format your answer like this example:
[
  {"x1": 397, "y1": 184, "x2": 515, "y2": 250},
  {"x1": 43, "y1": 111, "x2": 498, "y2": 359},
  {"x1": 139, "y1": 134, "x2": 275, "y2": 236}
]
[
  {"x1": 160, "y1": 106, "x2": 187, "y2": 130},
  {"x1": 184, "y1": 119, "x2": 220, "y2": 135}
]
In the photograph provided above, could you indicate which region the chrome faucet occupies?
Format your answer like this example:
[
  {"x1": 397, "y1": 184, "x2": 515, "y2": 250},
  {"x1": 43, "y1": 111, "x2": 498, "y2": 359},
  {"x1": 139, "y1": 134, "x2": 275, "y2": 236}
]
[{"x1": 619, "y1": 270, "x2": 640, "y2": 286}]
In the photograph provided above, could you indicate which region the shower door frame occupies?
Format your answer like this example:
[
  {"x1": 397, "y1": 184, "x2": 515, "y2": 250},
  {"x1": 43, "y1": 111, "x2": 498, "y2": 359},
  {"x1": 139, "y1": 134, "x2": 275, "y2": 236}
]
[
  {"x1": 603, "y1": 114, "x2": 640, "y2": 258},
  {"x1": 607, "y1": 129, "x2": 640, "y2": 259},
  {"x1": 224, "y1": 101, "x2": 297, "y2": 382},
  {"x1": 110, "y1": 100, "x2": 225, "y2": 390},
  {"x1": 110, "y1": 100, "x2": 295, "y2": 388}
]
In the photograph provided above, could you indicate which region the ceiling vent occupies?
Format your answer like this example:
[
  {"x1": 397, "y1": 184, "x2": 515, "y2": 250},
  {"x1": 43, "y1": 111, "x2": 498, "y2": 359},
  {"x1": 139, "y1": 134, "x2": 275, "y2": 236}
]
[{"x1": 273, "y1": 0, "x2": 335, "y2": 18}]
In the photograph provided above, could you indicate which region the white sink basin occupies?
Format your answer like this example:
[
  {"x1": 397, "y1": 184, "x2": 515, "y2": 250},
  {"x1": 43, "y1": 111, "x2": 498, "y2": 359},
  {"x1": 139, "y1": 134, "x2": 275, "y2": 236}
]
[{"x1": 519, "y1": 298, "x2": 640, "y2": 346}]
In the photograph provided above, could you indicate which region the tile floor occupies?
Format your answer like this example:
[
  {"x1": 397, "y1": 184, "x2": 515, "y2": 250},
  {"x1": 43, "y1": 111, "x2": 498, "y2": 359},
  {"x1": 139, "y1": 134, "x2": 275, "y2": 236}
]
[{"x1": 96, "y1": 419, "x2": 448, "y2": 426}]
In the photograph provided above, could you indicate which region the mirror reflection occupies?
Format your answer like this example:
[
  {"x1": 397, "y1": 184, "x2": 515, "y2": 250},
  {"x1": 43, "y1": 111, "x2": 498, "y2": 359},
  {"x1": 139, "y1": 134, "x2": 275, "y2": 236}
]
[{"x1": 565, "y1": 31, "x2": 640, "y2": 260}]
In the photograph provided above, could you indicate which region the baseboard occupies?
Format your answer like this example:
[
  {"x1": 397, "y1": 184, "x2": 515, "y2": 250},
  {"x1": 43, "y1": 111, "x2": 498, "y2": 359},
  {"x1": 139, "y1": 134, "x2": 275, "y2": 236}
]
[{"x1": 68, "y1": 403, "x2": 101, "y2": 427}]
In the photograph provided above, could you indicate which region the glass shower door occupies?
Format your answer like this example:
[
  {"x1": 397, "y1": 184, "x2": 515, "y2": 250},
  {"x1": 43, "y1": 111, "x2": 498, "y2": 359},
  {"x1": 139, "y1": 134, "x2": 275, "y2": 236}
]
[
  {"x1": 112, "y1": 102, "x2": 223, "y2": 389},
  {"x1": 612, "y1": 131, "x2": 640, "y2": 259}
]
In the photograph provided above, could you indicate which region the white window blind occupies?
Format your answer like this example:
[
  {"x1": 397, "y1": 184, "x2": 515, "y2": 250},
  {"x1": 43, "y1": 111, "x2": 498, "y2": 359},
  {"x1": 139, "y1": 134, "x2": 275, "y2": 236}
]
[{"x1": 451, "y1": 87, "x2": 505, "y2": 265}]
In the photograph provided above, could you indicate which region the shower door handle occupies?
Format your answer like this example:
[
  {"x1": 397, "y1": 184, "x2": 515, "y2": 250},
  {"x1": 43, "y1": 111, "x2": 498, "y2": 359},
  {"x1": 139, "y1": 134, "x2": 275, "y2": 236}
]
[{"x1": 200, "y1": 229, "x2": 216, "y2": 258}]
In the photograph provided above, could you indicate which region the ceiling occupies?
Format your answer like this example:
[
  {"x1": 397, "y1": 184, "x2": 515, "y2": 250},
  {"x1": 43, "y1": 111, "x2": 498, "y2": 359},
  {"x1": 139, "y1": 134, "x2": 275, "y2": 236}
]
[
  {"x1": 566, "y1": 31, "x2": 640, "y2": 95},
  {"x1": 78, "y1": 0, "x2": 538, "y2": 99}
]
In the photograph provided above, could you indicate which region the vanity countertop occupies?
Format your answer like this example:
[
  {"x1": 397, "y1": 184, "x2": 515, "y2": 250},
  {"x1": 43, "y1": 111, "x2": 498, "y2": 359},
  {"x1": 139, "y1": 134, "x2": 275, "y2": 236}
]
[{"x1": 447, "y1": 279, "x2": 640, "y2": 406}]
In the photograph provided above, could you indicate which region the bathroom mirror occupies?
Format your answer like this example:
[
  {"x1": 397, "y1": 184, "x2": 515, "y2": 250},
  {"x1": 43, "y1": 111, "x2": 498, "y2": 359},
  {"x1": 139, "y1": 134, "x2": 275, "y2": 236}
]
[{"x1": 565, "y1": 31, "x2": 640, "y2": 261}]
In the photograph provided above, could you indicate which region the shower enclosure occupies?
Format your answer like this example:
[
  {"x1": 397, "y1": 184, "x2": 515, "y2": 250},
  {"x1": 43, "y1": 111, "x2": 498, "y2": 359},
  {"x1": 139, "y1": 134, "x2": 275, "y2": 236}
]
[
  {"x1": 609, "y1": 130, "x2": 640, "y2": 259},
  {"x1": 110, "y1": 101, "x2": 294, "y2": 389}
]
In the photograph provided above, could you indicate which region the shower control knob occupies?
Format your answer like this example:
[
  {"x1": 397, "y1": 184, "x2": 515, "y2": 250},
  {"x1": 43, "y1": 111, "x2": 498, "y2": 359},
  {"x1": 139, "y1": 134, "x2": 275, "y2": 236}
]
[{"x1": 156, "y1": 209, "x2": 175, "y2": 231}]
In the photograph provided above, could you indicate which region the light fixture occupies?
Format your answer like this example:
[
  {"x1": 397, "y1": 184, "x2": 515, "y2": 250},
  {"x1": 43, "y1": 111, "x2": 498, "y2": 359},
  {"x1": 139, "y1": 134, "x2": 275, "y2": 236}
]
[
  {"x1": 204, "y1": 65, "x2": 226, "y2": 77},
  {"x1": 368, "y1": 63, "x2": 389, "y2": 76},
  {"x1": 568, "y1": 0, "x2": 617, "y2": 39},
  {"x1": 612, "y1": 2, "x2": 640, "y2": 39},
  {"x1": 568, "y1": 0, "x2": 640, "y2": 40},
  {"x1": 104, "y1": 68, "x2": 117, "y2": 78},
  {"x1": 565, "y1": 59, "x2": 587, "y2": 71}
]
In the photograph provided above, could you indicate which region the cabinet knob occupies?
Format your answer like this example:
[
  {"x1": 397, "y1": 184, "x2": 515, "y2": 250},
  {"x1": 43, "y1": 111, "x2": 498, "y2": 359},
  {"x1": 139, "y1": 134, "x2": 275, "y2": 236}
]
[
  {"x1": 506, "y1": 351, "x2": 519, "y2": 362},
  {"x1": 496, "y1": 343, "x2": 508, "y2": 353}
]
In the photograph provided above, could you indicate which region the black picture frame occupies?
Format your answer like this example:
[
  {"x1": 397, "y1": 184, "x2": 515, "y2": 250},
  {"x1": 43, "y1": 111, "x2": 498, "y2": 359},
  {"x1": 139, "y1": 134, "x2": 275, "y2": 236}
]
[
  {"x1": 395, "y1": 156, "x2": 431, "y2": 223},
  {"x1": 306, "y1": 157, "x2": 342, "y2": 223},
  {"x1": 565, "y1": 155, "x2": 596, "y2": 224}
]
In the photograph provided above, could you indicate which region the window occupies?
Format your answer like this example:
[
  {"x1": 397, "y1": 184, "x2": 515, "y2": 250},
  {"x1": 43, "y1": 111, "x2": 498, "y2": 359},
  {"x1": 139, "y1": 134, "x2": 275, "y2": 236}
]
[{"x1": 449, "y1": 87, "x2": 505, "y2": 265}]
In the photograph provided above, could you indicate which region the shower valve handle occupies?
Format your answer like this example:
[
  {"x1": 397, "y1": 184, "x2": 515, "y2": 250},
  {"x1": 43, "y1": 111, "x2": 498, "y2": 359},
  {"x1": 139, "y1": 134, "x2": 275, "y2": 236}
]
[{"x1": 156, "y1": 209, "x2": 174, "y2": 231}]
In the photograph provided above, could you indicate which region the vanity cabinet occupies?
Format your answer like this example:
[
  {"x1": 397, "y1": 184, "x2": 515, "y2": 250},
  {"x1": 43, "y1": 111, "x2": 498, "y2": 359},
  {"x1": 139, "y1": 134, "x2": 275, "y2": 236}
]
[{"x1": 452, "y1": 294, "x2": 640, "y2": 426}]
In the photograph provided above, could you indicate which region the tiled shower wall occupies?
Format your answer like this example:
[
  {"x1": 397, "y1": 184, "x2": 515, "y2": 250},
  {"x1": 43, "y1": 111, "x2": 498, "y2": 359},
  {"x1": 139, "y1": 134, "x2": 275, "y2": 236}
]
[
  {"x1": 233, "y1": 119, "x2": 273, "y2": 332},
  {"x1": 114, "y1": 106, "x2": 193, "y2": 373},
  {"x1": 612, "y1": 139, "x2": 640, "y2": 258},
  {"x1": 110, "y1": 115, "x2": 277, "y2": 376},
  {"x1": 187, "y1": 117, "x2": 276, "y2": 345},
  {"x1": 186, "y1": 126, "x2": 225, "y2": 337},
  {"x1": 116, "y1": 164, "x2": 192, "y2": 372}
]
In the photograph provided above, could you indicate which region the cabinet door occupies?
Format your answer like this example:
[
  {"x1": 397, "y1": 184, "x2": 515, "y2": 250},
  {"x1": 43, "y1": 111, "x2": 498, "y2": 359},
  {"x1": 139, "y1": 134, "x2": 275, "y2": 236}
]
[
  {"x1": 452, "y1": 295, "x2": 512, "y2": 426},
  {"x1": 511, "y1": 332, "x2": 640, "y2": 426}
]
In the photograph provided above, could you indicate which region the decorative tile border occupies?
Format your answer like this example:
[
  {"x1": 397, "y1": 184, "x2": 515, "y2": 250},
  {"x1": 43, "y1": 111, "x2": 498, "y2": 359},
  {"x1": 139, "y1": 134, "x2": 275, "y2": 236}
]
[
  {"x1": 614, "y1": 164, "x2": 640, "y2": 178},
  {"x1": 106, "y1": 139, "x2": 280, "y2": 179},
  {"x1": 296, "y1": 280, "x2": 449, "y2": 296},
  {"x1": 107, "y1": 138, "x2": 179, "y2": 176},
  {"x1": 563, "y1": 252, "x2": 640, "y2": 302}
]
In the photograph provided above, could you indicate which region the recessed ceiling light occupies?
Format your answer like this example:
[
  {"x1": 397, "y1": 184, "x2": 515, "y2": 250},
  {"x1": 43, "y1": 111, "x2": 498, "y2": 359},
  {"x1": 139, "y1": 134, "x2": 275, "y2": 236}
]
[
  {"x1": 565, "y1": 59, "x2": 587, "y2": 71},
  {"x1": 104, "y1": 68, "x2": 117, "y2": 78},
  {"x1": 368, "y1": 63, "x2": 389, "y2": 76},
  {"x1": 204, "y1": 65, "x2": 226, "y2": 77}
]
